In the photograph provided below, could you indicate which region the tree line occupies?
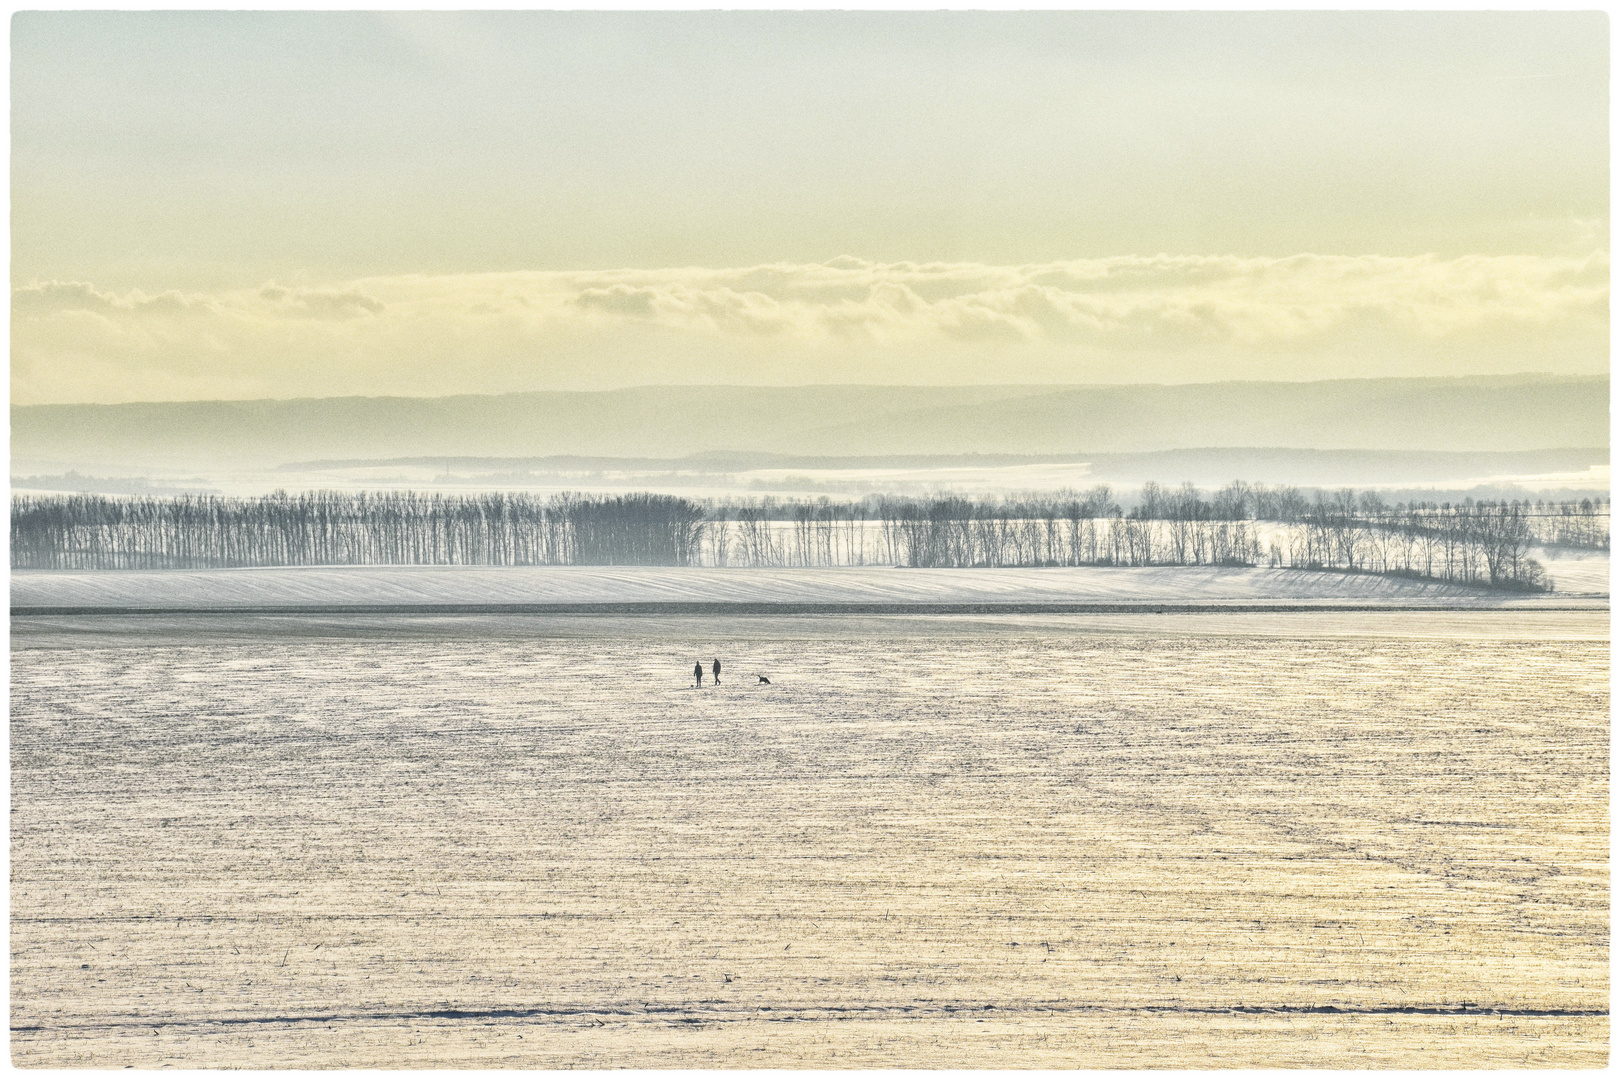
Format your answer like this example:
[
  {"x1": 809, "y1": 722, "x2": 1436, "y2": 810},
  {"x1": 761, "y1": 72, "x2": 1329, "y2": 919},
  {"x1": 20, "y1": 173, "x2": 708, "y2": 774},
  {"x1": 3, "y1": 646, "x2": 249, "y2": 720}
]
[
  {"x1": 12, "y1": 487, "x2": 1607, "y2": 591},
  {"x1": 10, "y1": 491, "x2": 705, "y2": 570}
]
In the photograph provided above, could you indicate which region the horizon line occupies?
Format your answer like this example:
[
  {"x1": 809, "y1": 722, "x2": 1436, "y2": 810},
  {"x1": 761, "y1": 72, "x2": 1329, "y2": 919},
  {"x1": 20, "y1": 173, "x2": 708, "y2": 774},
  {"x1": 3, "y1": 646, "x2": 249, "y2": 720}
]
[{"x1": 11, "y1": 371, "x2": 1598, "y2": 410}]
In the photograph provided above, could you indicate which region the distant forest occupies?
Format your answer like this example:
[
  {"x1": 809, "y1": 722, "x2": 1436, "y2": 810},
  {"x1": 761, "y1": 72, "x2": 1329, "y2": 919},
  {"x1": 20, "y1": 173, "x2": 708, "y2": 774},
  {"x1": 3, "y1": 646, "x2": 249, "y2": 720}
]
[{"x1": 13, "y1": 486, "x2": 1609, "y2": 591}]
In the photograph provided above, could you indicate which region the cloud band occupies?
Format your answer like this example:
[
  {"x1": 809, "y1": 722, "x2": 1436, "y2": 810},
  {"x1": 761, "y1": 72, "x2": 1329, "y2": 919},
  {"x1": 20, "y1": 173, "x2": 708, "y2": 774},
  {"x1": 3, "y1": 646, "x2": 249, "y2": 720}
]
[{"x1": 13, "y1": 253, "x2": 1608, "y2": 402}]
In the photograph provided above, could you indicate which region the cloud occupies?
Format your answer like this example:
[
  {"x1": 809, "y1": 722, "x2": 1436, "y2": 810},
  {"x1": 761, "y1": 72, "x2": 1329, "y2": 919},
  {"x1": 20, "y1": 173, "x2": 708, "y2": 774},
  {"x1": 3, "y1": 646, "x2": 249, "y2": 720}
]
[
  {"x1": 12, "y1": 253, "x2": 1608, "y2": 402},
  {"x1": 548, "y1": 253, "x2": 1610, "y2": 345},
  {"x1": 258, "y1": 283, "x2": 385, "y2": 318},
  {"x1": 13, "y1": 280, "x2": 207, "y2": 317},
  {"x1": 13, "y1": 280, "x2": 119, "y2": 316},
  {"x1": 575, "y1": 284, "x2": 657, "y2": 318}
]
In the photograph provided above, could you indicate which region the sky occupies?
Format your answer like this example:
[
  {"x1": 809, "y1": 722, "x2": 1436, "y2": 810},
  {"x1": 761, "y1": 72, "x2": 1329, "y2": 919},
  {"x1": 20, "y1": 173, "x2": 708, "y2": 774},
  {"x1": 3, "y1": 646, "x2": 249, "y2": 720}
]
[{"x1": 10, "y1": 10, "x2": 1610, "y2": 404}]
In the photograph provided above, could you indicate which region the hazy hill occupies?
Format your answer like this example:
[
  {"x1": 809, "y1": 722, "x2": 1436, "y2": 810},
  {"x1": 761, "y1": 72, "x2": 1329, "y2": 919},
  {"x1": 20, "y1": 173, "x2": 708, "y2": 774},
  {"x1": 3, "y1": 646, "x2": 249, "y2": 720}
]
[
  {"x1": 265, "y1": 447, "x2": 1604, "y2": 490},
  {"x1": 12, "y1": 375, "x2": 1607, "y2": 474}
]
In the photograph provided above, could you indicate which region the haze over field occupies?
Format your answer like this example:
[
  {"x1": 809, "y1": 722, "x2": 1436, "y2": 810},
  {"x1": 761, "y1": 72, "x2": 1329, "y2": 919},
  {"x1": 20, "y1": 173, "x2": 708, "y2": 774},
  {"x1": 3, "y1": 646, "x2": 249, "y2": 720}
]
[{"x1": 11, "y1": 376, "x2": 1609, "y2": 493}]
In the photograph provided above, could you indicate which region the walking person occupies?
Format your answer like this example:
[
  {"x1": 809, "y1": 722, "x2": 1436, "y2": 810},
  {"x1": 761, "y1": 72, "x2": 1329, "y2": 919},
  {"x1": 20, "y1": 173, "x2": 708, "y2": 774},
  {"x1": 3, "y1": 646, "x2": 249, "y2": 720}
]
[
  {"x1": 712, "y1": 658, "x2": 721, "y2": 685},
  {"x1": 694, "y1": 661, "x2": 703, "y2": 688}
]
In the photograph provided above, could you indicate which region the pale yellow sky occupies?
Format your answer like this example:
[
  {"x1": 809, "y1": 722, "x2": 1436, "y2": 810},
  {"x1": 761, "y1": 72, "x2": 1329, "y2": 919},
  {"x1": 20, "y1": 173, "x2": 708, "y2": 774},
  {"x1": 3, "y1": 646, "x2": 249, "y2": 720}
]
[{"x1": 10, "y1": 11, "x2": 1609, "y2": 403}]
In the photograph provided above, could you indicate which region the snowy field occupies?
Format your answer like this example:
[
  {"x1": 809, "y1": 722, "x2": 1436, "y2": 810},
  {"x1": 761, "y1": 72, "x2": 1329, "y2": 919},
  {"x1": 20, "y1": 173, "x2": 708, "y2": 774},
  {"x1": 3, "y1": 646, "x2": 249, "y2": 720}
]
[
  {"x1": 1530, "y1": 547, "x2": 1611, "y2": 595},
  {"x1": 10, "y1": 609, "x2": 1608, "y2": 1067},
  {"x1": 11, "y1": 551, "x2": 1608, "y2": 612}
]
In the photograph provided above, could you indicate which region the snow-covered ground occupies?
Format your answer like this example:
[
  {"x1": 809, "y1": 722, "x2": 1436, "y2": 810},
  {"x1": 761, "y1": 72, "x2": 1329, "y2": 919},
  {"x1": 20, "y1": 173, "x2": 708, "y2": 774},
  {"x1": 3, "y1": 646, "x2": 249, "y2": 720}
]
[
  {"x1": 11, "y1": 560, "x2": 1602, "y2": 610},
  {"x1": 1534, "y1": 547, "x2": 1611, "y2": 596},
  {"x1": 11, "y1": 615, "x2": 1608, "y2": 1066}
]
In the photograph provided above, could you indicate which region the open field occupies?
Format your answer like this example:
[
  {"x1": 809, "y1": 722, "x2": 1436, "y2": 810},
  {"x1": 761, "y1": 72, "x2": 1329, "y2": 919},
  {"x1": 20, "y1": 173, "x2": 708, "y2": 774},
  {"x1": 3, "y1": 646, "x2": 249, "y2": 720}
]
[
  {"x1": 10, "y1": 608, "x2": 1608, "y2": 1067},
  {"x1": 10, "y1": 551, "x2": 1608, "y2": 614},
  {"x1": 1530, "y1": 547, "x2": 1610, "y2": 595}
]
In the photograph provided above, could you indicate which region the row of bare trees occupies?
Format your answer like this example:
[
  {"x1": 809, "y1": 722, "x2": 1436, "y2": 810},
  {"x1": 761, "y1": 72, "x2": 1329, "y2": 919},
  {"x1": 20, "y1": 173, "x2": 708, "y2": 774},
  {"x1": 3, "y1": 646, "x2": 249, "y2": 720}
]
[
  {"x1": 1523, "y1": 497, "x2": 1609, "y2": 550},
  {"x1": 1267, "y1": 496, "x2": 1552, "y2": 589},
  {"x1": 12, "y1": 488, "x2": 1604, "y2": 590},
  {"x1": 10, "y1": 491, "x2": 707, "y2": 569}
]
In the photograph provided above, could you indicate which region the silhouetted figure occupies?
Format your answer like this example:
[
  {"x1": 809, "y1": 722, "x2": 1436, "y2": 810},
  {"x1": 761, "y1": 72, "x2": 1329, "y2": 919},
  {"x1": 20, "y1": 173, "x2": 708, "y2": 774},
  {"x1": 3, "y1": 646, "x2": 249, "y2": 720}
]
[
  {"x1": 712, "y1": 658, "x2": 721, "y2": 684},
  {"x1": 694, "y1": 661, "x2": 703, "y2": 687},
  {"x1": 758, "y1": 675, "x2": 770, "y2": 684}
]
